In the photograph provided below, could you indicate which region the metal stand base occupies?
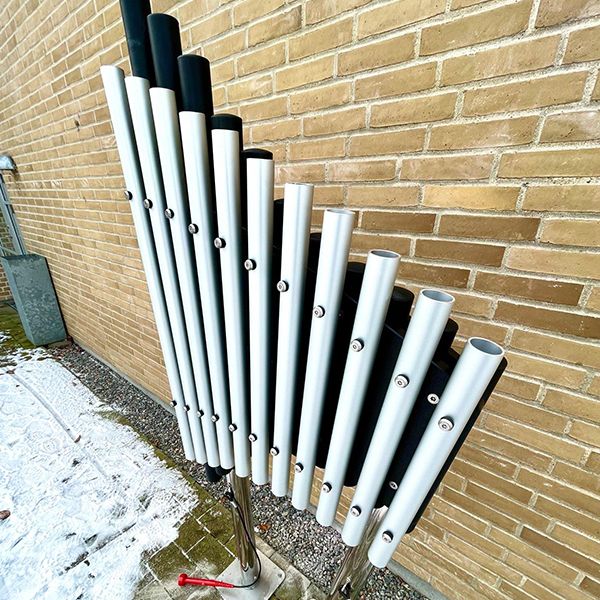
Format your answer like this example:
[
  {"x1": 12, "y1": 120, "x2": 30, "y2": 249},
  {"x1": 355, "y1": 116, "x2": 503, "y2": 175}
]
[{"x1": 217, "y1": 550, "x2": 284, "y2": 600}]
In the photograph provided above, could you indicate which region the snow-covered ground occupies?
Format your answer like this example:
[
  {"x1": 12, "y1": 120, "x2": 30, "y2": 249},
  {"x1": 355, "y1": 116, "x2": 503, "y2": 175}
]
[{"x1": 0, "y1": 348, "x2": 196, "y2": 599}]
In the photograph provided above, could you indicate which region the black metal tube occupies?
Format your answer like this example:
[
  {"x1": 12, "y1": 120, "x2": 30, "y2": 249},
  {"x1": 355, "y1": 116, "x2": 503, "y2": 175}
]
[
  {"x1": 119, "y1": 0, "x2": 155, "y2": 84},
  {"x1": 148, "y1": 13, "x2": 183, "y2": 107},
  {"x1": 178, "y1": 54, "x2": 214, "y2": 116}
]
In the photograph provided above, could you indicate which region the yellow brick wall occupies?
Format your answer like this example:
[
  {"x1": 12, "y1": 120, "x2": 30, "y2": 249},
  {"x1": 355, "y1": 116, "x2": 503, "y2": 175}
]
[{"x1": 1, "y1": 1, "x2": 600, "y2": 598}]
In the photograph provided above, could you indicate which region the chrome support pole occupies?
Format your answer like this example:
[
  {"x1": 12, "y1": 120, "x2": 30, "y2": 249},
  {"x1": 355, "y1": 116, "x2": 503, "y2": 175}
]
[
  {"x1": 327, "y1": 507, "x2": 387, "y2": 600},
  {"x1": 227, "y1": 472, "x2": 260, "y2": 586}
]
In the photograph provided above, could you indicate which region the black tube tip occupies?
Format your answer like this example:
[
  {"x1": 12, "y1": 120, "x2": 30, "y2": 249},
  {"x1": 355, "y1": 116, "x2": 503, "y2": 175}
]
[
  {"x1": 147, "y1": 13, "x2": 183, "y2": 102},
  {"x1": 119, "y1": 0, "x2": 155, "y2": 84},
  {"x1": 242, "y1": 148, "x2": 273, "y2": 160},
  {"x1": 178, "y1": 54, "x2": 214, "y2": 115},
  {"x1": 211, "y1": 113, "x2": 242, "y2": 133}
]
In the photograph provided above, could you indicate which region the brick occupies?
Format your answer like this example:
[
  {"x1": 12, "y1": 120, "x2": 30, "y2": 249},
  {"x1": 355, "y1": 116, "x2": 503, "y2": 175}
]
[
  {"x1": 239, "y1": 96, "x2": 287, "y2": 123},
  {"x1": 423, "y1": 185, "x2": 519, "y2": 210},
  {"x1": 371, "y1": 92, "x2": 457, "y2": 127},
  {"x1": 521, "y1": 527, "x2": 600, "y2": 578},
  {"x1": 581, "y1": 577, "x2": 600, "y2": 598},
  {"x1": 439, "y1": 215, "x2": 539, "y2": 241},
  {"x1": 540, "y1": 218, "x2": 600, "y2": 246},
  {"x1": 429, "y1": 116, "x2": 538, "y2": 151},
  {"x1": 251, "y1": 119, "x2": 300, "y2": 143},
  {"x1": 361, "y1": 211, "x2": 436, "y2": 233},
  {"x1": 190, "y1": 10, "x2": 231, "y2": 45},
  {"x1": 202, "y1": 31, "x2": 245, "y2": 62},
  {"x1": 347, "y1": 185, "x2": 419, "y2": 207},
  {"x1": 228, "y1": 73, "x2": 272, "y2": 102},
  {"x1": 355, "y1": 62, "x2": 437, "y2": 101},
  {"x1": 496, "y1": 373, "x2": 541, "y2": 401},
  {"x1": 523, "y1": 185, "x2": 600, "y2": 212},
  {"x1": 211, "y1": 60, "x2": 235, "y2": 84},
  {"x1": 536, "y1": 0, "x2": 600, "y2": 27},
  {"x1": 305, "y1": 0, "x2": 371, "y2": 24},
  {"x1": 506, "y1": 246, "x2": 600, "y2": 280},
  {"x1": 595, "y1": 76, "x2": 600, "y2": 100},
  {"x1": 288, "y1": 137, "x2": 345, "y2": 162},
  {"x1": 421, "y1": 0, "x2": 532, "y2": 56},
  {"x1": 290, "y1": 81, "x2": 351, "y2": 115},
  {"x1": 401, "y1": 154, "x2": 494, "y2": 181},
  {"x1": 485, "y1": 413, "x2": 586, "y2": 462},
  {"x1": 587, "y1": 287, "x2": 600, "y2": 311},
  {"x1": 501, "y1": 148, "x2": 600, "y2": 178},
  {"x1": 568, "y1": 419, "x2": 599, "y2": 446},
  {"x1": 289, "y1": 17, "x2": 353, "y2": 61},
  {"x1": 233, "y1": 0, "x2": 285, "y2": 26},
  {"x1": 351, "y1": 232, "x2": 410, "y2": 255},
  {"x1": 451, "y1": 0, "x2": 495, "y2": 9},
  {"x1": 541, "y1": 110, "x2": 600, "y2": 143},
  {"x1": 487, "y1": 394, "x2": 568, "y2": 433},
  {"x1": 512, "y1": 330, "x2": 600, "y2": 369},
  {"x1": 441, "y1": 36, "x2": 560, "y2": 86},
  {"x1": 564, "y1": 24, "x2": 600, "y2": 63},
  {"x1": 399, "y1": 260, "x2": 471, "y2": 288},
  {"x1": 453, "y1": 314, "x2": 509, "y2": 342},
  {"x1": 463, "y1": 71, "x2": 587, "y2": 116},
  {"x1": 304, "y1": 107, "x2": 366, "y2": 136},
  {"x1": 237, "y1": 42, "x2": 285, "y2": 77},
  {"x1": 495, "y1": 300, "x2": 600, "y2": 338},
  {"x1": 339, "y1": 33, "x2": 415, "y2": 75},
  {"x1": 535, "y1": 496, "x2": 600, "y2": 538},
  {"x1": 328, "y1": 160, "x2": 396, "y2": 182},
  {"x1": 451, "y1": 290, "x2": 494, "y2": 317},
  {"x1": 275, "y1": 163, "x2": 324, "y2": 184},
  {"x1": 348, "y1": 129, "x2": 426, "y2": 156},
  {"x1": 552, "y1": 464, "x2": 600, "y2": 494},
  {"x1": 590, "y1": 376, "x2": 600, "y2": 398},
  {"x1": 248, "y1": 7, "x2": 301, "y2": 47},
  {"x1": 275, "y1": 55, "x2": 334, "y2": 92},
  {"x1": 416, "y1": 240, "x2": 504, "y2": 266},
  {"x1": 357, "y1": 0, "x2": 445, "y2": 39}
]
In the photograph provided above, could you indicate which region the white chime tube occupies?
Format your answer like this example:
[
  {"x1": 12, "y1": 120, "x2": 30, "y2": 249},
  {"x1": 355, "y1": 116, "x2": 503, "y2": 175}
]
[
  {"x1": 124, "y1": 75, "x2": 213, "y2": 466},
  {"x1": 271, "y1": 183, "x2": 314, "y2": 497},
  {"x1": 368, "y1": 337, "x2": 505, "y2": 568},
  {"x1": 179, "y1": 111, "x2": 235, "y2": 470},
  {"x1": 150, "y1": 87, "x2": 219, "y2": 467},
  {"x1": 212, "y1": 124, "x2": 251, "y2": 477},
  {"x1": 245, "y1": 155, "x2": 275, "y2": 485},
  {"x1": 100, "y1": 65, "x2": 195, "y2": 460},
  {"x1": 292, "y1": 208, "x2": 355, "y2": 510},
  {"x1": 342, "y1": 288, "x2": 455, "y2": 546},
  {"x1": 316, "y1": 249, "x2": 400, "y2": 526}
]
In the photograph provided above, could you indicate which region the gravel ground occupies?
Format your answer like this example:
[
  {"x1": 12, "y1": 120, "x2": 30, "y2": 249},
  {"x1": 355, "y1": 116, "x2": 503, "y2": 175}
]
[{"x1": 50, "y1": 343, "x2": 424, "y2": 600}]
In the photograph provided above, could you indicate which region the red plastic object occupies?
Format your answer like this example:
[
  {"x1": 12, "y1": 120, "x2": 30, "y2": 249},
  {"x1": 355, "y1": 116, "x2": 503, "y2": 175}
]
[{"x1": 178, "y1": 573, "x2": 235, "y2": 588}]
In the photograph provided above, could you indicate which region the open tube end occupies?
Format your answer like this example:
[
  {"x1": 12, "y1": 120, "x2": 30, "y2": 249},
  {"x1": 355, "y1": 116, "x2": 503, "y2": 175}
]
[
  {"x1": 420, "y1": 289, "x2": 455, "y2": 304},
  {"x1": 468, "y1": 337, "x2": 504, "y2": 356},
  {"x1": 369, "y1": 249, "x2": 400, "y2": 259}
]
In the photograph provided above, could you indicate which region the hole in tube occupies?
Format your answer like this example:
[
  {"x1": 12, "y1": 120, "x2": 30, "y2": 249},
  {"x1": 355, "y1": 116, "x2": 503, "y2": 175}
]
[
  {"x1": 422, "y1": 289, "x2": 454, "y2": 303},
  {"x1": 370, "y1": 249, "x2": 399, "y2": 259},
  {"x1": 469, "y1": 337, "x2": 503, "y2": 355}
]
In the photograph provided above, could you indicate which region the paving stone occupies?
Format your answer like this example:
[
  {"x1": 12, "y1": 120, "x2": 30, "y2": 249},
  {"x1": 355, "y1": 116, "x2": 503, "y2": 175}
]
[
  {"x1": 186, "y1": 533, "x2": 234, "y2": 577},
  {"x1": 175, "y1": 515, "x2": 209, "y2": 552},
  {"x1": 134, "y1": 582, "x2": 172, "y2": 599},
  {"x1": 274, "y1": 565, "x2": 312, "y2": 600}
]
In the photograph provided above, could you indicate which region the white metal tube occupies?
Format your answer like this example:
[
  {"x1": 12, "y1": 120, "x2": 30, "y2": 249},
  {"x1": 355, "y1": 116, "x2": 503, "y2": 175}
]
[
  {"x1": 212, "y1": 126, "x2": 251, "y2": 477},
  {"x1": 245, "y1": 156, "x2": 274, "y2": 485},
  {"x1": 368, "y1": 337, "x2": 505, "y2": 568},
  {"x1": 291, "y1": 208, "x2": 355, "y2": 509},
  {"x1": 180, "y1": 111, "x2": 235, "y2": 470},
  {"x1": 342, "y1": 289, "x2": 455, "y2": 546},
  {"x1": 150, "y1": 87, "x2": 219, "y2": 467},
  {"x1": 271, "y1": 183, "x2": 314, "y2": 497},
  {"x1": 100, "y1": 65, "x2": 195, "y2": 460},
  {"x1": 316, "y1": 250, "x2": 400, "y2": 526},
  {"x1": 125, "y1": 75, "x2": 212, "y2": 466}
]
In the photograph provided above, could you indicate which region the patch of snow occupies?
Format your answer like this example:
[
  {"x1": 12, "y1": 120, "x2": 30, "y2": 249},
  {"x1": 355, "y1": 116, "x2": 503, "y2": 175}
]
[{"x1": 0, "y1": 350, "x2": 196, "y2": 600}]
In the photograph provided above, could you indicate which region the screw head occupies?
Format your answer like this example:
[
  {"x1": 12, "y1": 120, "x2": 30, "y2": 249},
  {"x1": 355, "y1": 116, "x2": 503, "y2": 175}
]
[
  {"x1": 143, "y1": 198, "x2": 153, "y2": 209},
  {"x1": 270, "y1": 447, "x2": 279, "y2": 456},
  {"x1": 313, "y1": 305, "x2": 325, "y2": 318},
  {"x1": 228, "y1": 423, "x2": 237, "y2": 432},
  {"x1": 394, "y1": 374, "x2": 409, "y2": 388},
  {"x1": 350, "y1": 339, "x2": 364, "y2": 352},
  {"x1": 427, "y1": 393, "x2": 440, "y2": 404},
  {"x1": 322, "y1": 482, "x2": 332, "y2": 494},
  {"x1": 188, "y1": 223, "x2": 199, "y2": 234},
  {"x1": 164, "y1": 208, "x2": 174, "y2": 219},
  {"x1": 244, "y1": 259, "x2": 256, "y2": 271},
  {"x1": 214, "y1": 237, "x2": 225, "y2": 249},
  {"x1": 382, "y1": 531, "x2": 394, "y2": 544},
  {"x1": 124, "y1": 190, "x2": 133, "y2": 200},
  {"x1": 211, "y1": 414, "x2": 220, "y2": 423},
  {"x1": 170, "y1": 400, "x2": 177, "y2": 407},
  {"x1": 248, "y1": 433, "x2": 257, "y2": 442},
  {"x1": 276, "y1": 280, "x2": 289, "y2": 293},
  {"x1": 350, "y1": 505, "x2": 362, "y2": 517},
  {"x1": 388, "y1": 481, "x2": 398, "y2": 491},
  {"x1": 294, "y1": 463, "x2": 304, "y2": 473},
  {"x1": 438, "y1": 417, "x2": 454, "y2": 431},
  {"x1": 184, "y1": 404, "x2": 190, "y2": 412},
  {"x1": 197, "y1": 410, "x2": 204, "y2": 418}
]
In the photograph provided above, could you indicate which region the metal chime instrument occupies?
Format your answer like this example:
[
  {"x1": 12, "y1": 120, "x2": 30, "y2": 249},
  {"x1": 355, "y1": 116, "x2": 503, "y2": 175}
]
[{"x1": 101, "y1": 2, "x2": 507, "y2": 596}]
